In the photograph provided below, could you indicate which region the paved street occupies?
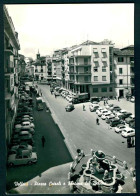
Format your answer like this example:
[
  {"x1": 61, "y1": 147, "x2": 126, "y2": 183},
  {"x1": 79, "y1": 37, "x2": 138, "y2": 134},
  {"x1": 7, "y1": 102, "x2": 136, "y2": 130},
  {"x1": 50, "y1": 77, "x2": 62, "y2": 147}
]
[
  {"x1": 6, "y1": 94, "x2": 72, "y2": 191},
  {"x1": 39, "y1": 84, "x2": 135, "y2": 169}
]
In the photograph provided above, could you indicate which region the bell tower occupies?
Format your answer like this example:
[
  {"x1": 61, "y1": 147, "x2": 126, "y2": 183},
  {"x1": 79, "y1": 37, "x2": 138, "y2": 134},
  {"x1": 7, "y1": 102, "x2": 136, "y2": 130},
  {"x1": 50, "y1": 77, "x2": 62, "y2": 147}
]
[{"x1": 37, "y1": 49, "x2": 40, "y2": 59}]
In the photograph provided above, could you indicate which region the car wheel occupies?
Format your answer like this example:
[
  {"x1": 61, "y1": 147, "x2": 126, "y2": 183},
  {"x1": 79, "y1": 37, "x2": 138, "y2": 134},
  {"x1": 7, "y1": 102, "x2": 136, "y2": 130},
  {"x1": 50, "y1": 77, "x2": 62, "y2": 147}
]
[
  {"x1": 28, "y1": 161, "x2": 32, "y2": 165},
  {"x1": 9, "y1": 162, "x2": 14, "y2": 167}
]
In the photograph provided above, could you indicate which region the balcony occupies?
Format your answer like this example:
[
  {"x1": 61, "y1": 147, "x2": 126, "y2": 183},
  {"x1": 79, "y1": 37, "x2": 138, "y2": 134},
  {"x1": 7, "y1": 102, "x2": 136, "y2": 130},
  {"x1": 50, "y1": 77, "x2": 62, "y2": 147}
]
[
  {"x1": 5, "y1": 89, "x2": 11, "y2": 100},
  {"x1": 75, "y1": 81, "x2": 91, "y2": 84},
  {"x1": 4, "y1": 46, "x2": 14, "y2": 55},
  {"x1": 14, "y1": 54, "x2": 19, "y2": 60},
  {"x1": 5, "y1": 67, "x2": 14, "y2": 74},
  {"x1": 75, "y1": 64, "x2": 91, "y2": 67},
  {"x1": 75, "y1": 72, "x2": 91, "y2": 75},
  {"x1": 10, "y1": 88, "x2": 14, "y2": 96},
  {"x1": 68, "y1": 63, "x2": 74, "y2": 67},
  {"x1": 68, "y1": 71, "x2": 75, "y2": 74}
]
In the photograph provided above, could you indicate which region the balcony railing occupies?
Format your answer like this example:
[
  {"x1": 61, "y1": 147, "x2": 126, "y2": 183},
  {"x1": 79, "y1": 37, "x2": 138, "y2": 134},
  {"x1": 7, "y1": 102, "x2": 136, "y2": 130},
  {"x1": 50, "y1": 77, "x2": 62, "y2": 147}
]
[
  {"x1": 68, "y1": 64, "x2": 74, "y2": 66},
  {"x1": 75, "y1": 72, "x2": 91, "y2": 75},
  {"x1": 75, "y1": 64, "x2": 91, "y2": 66},
  {"x1": 10, "y1": 88, "x2": 14, "y2": 95},
  {"x1": 4, "y1": 46, "x2": 14, "y2": 55},
  {"x1": 68, "y1": 71, "x2": 75, "y2": 74},
  {"x1": 75, "y1": 81, "x2": 91, "y2": 84},
  {"x1": 5, "y1": 67, "x2": 14, "y2": 74}
]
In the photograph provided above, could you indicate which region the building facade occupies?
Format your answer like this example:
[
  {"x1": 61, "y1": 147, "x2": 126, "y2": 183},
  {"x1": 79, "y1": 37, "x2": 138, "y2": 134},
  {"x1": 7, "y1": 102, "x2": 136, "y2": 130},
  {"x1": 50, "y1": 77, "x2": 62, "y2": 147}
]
[
  {"x1": 68, "y1": 40, "x2": 115, "y2": 98},
  {"x1": 114, "y1": 45, "x2": 134, "y2": 97},
  {"x1": 33, "y1": 51, "x2": 47, "y2": 81},
  {"x1": 4, "y1": 5, "x2": 20, "y2": 146}
]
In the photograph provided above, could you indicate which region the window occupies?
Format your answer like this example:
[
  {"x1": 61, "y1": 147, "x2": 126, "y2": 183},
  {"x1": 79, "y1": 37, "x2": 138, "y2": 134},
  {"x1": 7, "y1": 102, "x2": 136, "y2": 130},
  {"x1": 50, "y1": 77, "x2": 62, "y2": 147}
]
[
  {"x1": 102, "y1": 88, "x2": 107, "y2": 92},
  {"x1": 93, "y1": 68, "x2": 98, "y2": 72},
  {"x1": 93, "y1": 88, "x2": 98, "y2": 93},
  {"x1": 102, "y1": 68, "x2": 106, "y2": 72},
  {"x1": 84, "y1": 58, "x2": 88, "y2": 65},
  {"x1": 94, "y1": 61, "x2": 99, "y2": 67},
  {"x1": 84, "y1": 67, "x2": 88, "y2": 73},
  {"x1": 94, "y1": 52, "x2": 99, "y2": 58},
  {"x1": 119, "y1": 68, "x2": 123, "y2": 74},
  {"x1": 102, "y1": 61, "x2": 107, "y2": 67},
  {"x1": 84, "y1": 76, "x2": 88, "y2": 81},
  {"x1": 102, "y1": 52, "x2": 107, "y2": 58},
  {"x1": 130, "y1": 57, "x2": 134, "y2": 62},
  {"x1": 102, "y1": 76, "x2": 106, "y2": 81},
  {"x1": 94, "y1": 76, "x2": 98, "y2": 81},
  {"x1": 119, "y1": 79, "x2": 123, "y2": 85},
  {"x1": 109, "y1": 87, "x2": 113, "y2": 92},
  {"x1": 118, "y1": 57, "x2": 124, "y2": 62}
]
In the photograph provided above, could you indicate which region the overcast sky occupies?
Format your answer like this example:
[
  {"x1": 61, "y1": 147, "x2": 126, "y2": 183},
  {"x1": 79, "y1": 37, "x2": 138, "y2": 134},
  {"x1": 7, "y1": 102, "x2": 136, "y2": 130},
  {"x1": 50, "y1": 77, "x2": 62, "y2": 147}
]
[{"x1": 6, "y1": 3, "x2": 134, "y2": 59}]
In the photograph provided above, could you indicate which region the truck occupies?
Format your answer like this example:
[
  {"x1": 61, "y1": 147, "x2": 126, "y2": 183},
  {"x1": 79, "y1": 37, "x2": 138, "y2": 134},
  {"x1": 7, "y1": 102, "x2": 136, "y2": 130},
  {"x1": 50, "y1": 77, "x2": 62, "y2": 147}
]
[
  {"x1": 36, "y1": 97, "x2": 44, "y2": 111},
  {"x1": 72, "y1": 93, "x2": 89, "y2": 104}
]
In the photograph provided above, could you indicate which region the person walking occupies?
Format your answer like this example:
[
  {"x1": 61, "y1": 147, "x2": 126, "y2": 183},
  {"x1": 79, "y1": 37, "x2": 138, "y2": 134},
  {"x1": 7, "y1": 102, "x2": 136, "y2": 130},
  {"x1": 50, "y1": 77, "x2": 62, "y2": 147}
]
[
  {"x1": 83, "y1": 104, "x2": 86, "y2": 111},
  {"x1": 127, "y1": 136, "x2": 131, "y2": 148},
  {"x1": 118, "y1": 96, "x2": 120, "y2": 101},
  {"x1": 96, "y1": 118, "x2": 99, "y2": 125},
  {"x1": 41, "y1": 136, "x2": 46, "y2": 147},
  {"x1": 104, "y1": 100, "x2": 106, "y2": 106}
]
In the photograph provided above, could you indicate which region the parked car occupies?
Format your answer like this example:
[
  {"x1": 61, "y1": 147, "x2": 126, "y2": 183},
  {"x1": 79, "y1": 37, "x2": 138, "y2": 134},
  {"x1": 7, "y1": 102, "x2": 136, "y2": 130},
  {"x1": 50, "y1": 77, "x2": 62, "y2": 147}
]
[
  {"x1": 21, "y1": 127, "x2": 35, "y2": 135},
  {"x1": 90, "y1": 97, "x2": 100, "y2": 103},
  {"x1": 114, "y1": 124, "x2": 127, "y2": 133},
  {"x1": 65, "y1": 104, "x2": 75, "y2": 112},
  {"x1": 101, "y1": 111, "x2": 112, "y2": 120},
  {"x1": 110, "y1": 118, "x2": 125, "y2": 127},
  {"x1": 98, "y1": 109, "x2": 108, "y2": 117},
  {"x1": 106, "y1": 115, "x2": 115, "y2": 124},
  {"x1": 125, "y1": 115, "x2": 135, "y2": 124},
  {"x1": 105, "y1": 104, "x2": 114, "y2": 110},
  {"x1": 110, "y1": 105, "x2": 121, "y2": 112},
  {"x1": 119, "y1": 109, "x2": 127, "y2": 115},
  {"x1": 9, "y1": 144, "x2": 33, "y2": 155},
  {"x1": 14, "y1": 124, "x2": 22, "y2": 133},
  {"x1": 8, "y1": 150, "x2": 37, "y2": 167},
  {"x1": 121, "y1": 128, "x2": 135, "y2": 138},
  {"x1": 130, "y1": 96, "x2": 135, "y2": 103},
  {"x1": 89, "y1": 104, "x2": 99, "y2": 112},
  {"x1": 123, "y1": 112, "x2": 132, "y2": 120},
  {"x1": 21, "y1": 121, "x2": 35, "y2": 129},
  {"x1": 19, "y1": 131, "x2": 32, "y2": 140},
  {"x1": 96, "y1": 107, "x2": 104, "y2": 115}
]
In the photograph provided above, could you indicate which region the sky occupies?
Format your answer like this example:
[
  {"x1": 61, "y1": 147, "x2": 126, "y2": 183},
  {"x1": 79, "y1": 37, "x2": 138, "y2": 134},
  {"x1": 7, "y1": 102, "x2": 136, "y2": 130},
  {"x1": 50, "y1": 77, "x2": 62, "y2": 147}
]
[{"x1": 6, "y1": 3, "x2": 134, "y2": 59}]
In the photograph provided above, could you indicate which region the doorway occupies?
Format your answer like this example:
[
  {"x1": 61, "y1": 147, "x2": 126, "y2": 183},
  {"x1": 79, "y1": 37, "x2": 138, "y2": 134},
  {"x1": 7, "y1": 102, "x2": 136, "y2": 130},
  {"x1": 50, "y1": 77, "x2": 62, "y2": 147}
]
[{"x1": 119, "y1": 89, "x2": 124, "y2": 97}]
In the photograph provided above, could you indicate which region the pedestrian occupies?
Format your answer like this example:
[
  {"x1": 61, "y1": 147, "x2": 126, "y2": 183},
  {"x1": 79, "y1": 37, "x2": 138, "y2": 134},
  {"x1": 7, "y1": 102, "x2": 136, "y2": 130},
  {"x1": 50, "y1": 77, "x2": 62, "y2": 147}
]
[
  {"x1": 83, "y1": 104, "x2": 86, "y2": 111},
  {"x1": 106, "y1": 98, "x2": 108, "y2": 104},
  {"x1": 104, "y1": 100, "x2": 106, "y2": 106},
  {"x1": 41, "y1": 136, "x2": 46, "y2": 147},
  {"x1": 96, "y1": 118, "x2": 99, "y2": 125},
  {"x1": 131, "y1": 137, "x2": 134, "y2": 147},
  {"x1": 127, "y1": 136, "x2": 131, "y2": 148},
  {"x1": 55, "y1": 93, "x2": 56, "y2": 98},
  {"x1": 118, "y1": 96, "x2": 120, "y2": 101}
]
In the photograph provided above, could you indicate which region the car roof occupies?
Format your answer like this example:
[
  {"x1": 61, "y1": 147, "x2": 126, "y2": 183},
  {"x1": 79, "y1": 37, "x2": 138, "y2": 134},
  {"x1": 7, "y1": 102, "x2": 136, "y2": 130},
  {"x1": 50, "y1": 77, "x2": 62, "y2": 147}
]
[
  {"x1": 22, "y1": 121, "x2": 30, "y2": 124},
  {"x1": 20, "y1": 131, "x2": 30, "y2": 135}
]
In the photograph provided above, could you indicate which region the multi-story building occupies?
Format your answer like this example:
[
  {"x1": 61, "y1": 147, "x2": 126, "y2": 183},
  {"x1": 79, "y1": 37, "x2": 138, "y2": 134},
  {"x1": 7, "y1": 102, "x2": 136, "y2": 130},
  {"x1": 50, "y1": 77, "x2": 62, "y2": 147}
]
[
  {"x1": 46, "y1": 56, "x2": 53, "y2": 82},
  {"x1": 33, "y1": 51, "x2": 47, "y2": 81},
  {"x1": 68, "y1": 40, "x2": 115, "y2": 98},
  {"x1": 4, "y1": 5, "x2": 20, "y2": 146},
  {"x1": 114, "y1": 45, "x2": 134, "y2": 97}
]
